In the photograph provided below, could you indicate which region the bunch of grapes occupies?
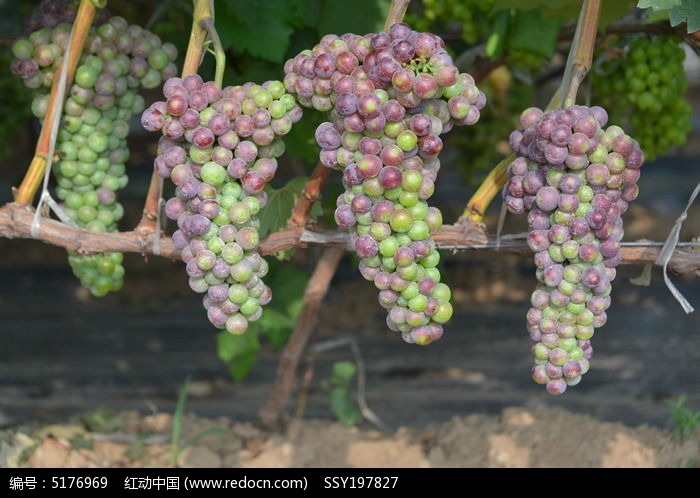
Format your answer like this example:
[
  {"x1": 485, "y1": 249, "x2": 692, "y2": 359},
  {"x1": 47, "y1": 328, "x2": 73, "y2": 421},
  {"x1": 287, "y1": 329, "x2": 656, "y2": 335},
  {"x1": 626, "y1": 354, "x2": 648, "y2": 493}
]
[
  {"x1": 11, "y1": 11, "x2": 177, "y2": 296},
  {"x1": 592, "y1": 36, "x2": 691, "y2": 161},
  {"x1": 283, "y1": 22, "x2": 486, "y2": 344},
  {"x1": 504, "y1": 104, "x2": 644, "y2": 393},
  {"x1": 141, "y1": 75, "x2": 302, "y2": 334}
]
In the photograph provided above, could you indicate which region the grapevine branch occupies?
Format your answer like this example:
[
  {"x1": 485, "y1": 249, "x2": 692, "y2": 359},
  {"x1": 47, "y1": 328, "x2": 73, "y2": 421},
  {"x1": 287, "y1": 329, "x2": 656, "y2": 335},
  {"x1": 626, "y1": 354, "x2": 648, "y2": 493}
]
[
  {"x1": 2, "y1": 203, "x2": 699, "y2": 275},
  {"x1": 13, "y1": 0, "x2": 96, "y2": 206},
  {"x1": 259, "y1": 248, "x2": 345, "y2": 430}
]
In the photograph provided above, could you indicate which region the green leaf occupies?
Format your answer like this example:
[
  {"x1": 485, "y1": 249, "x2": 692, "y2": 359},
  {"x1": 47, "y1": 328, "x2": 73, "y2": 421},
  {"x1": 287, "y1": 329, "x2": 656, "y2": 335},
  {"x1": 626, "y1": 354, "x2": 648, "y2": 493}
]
[
  {"x1": 217, "y1": 0, "x2": 294, "y2": 62},
  {"x1": 258, "y1": 176, "x2": 305, "y2": 238},
  {"x1": 288, "y1": 0, "x2": 321, "y2": 28},
  {"x1": 638, "y1": 0, "x2": 700, "y2": 32},
  {"x1": 268, "y1": 262, "x2": 310, "y2": 310},
  {"x1": 171, "y1": 377, "x2": 190, "y2": 451},
  {"x1": 509, "y1": 10, "x2": 561, "y2": 59},
  {"x1": 637, "y1": 0, "x2": 681, "y2": 8},
  {"x1": 283, "y1": 108, "x2": 325, "y2": 163},
  {"x1": 329, "y1": 389, "x2": 362, "y2": 426},
  {"x1": 258, "y1": 176, "x2": 322, "y2": 240},
  {"x1": 253, "y1": 307, "x2": 294, "y2": 349},
  {"x1": 493, "y1": 0, "x2": 634, "y2": 30},
  {"x1": 331, "y1": 360, "x2": 358, "y2": 383},
  {"x1": 485, "y1": 10, "x2": 510, "y2": 59},
  {"x1": 216, "y1": 332, "x2": 260, "y2": 381},
  {"x1": 327, "y1": 361, "x2": 361, "y2": 426},
  {"x1": 318, "y1": 0, "x2": 389, "y2": 35},
  {"x1": 669, "y1": 0, "x2": 700, "y2": 32}
]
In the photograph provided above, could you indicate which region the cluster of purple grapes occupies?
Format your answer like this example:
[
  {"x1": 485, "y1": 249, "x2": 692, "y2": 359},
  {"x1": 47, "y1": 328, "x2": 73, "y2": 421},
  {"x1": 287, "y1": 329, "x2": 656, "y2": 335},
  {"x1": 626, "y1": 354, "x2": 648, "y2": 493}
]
[
  {"x1": 141, "y1": 75, "x2": 302, "y2": 334},
  {"x1": 284, "y1": 22, "x2": 486, "y2": 344},
  {"x1": 11, "y1": 10, "x2": 177, "y2": 297},
  {"x1": 504, "y1": 105, "x2": 644, "y2": 393}
]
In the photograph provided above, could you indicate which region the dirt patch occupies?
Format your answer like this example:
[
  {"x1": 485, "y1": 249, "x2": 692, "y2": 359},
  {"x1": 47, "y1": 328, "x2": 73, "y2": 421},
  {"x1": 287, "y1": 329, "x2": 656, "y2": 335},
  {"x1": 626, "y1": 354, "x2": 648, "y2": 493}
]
[{"x1": 3, "y1": 406, "x2": 697, "y2": 468}]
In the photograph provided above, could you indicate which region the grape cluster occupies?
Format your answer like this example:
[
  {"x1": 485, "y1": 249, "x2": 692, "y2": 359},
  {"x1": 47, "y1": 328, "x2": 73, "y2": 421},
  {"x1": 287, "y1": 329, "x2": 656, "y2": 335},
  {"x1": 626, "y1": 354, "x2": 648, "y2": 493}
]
[
  {"x1": 593, "y1": 36, "x2": 691, "y2": 161},
  {"x1": 504, "y1": 105, "x2": 644, "y2": 394},
  {"x1": 284, "y1": 22, "x2": 486, "y2": 344},
  {"x1": 142, "y1": 75, "x2": 302, "y2": 334},
  {"x1": 11, "y1": 13, "x2": 177, "y2": 296}
]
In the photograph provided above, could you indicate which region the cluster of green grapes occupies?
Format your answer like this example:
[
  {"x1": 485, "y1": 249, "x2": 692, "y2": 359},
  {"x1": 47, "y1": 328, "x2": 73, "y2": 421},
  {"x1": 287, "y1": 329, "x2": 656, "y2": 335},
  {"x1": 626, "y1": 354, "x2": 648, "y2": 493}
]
[
  {"x1": 11, "y1": 8, "x2": 177, "y2": 296},
  {"x1": 592, "y1": 36, "x2": 691, "y2": 161}
]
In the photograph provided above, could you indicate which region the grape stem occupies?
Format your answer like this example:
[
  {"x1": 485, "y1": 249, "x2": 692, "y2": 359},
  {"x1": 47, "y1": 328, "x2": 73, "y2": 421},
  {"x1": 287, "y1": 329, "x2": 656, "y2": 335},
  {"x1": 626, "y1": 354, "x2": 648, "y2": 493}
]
[
  {"x1": 199, "y1": 16, "x2": 225, "y2": 89},
  {"x1": 3, "y1": 203, "x2": 700, "y2": 274},
  {"x1": 462, "y1": 0, "x2": 602, "y2": 223},
  {"x1": 136, "y1": 0, "x2": 214, "y2": 237},
  {"x1": 13, "y1": 0, "x2": 97, "y2": 206},
  {"x1": 384, "y1": 0, "x2": 411, "y2": 31},
  {"x1": 559, "y1": 0, "x2": 602, "y2": 108}
]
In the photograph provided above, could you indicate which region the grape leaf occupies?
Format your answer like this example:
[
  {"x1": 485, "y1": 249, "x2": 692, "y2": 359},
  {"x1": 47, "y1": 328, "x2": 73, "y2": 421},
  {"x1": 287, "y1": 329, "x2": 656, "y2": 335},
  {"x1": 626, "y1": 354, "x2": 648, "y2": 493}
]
[
  {"x1": 217, "y1": 0, "x2": 294, "y2": 62},
  {"x1": 258, "y1": 176, "x2": 309, "y2": 238},
  {"x1": 251, "y1": 308, "x2": 292, "y2": 350},
  {"x1": 509, "y1": 10, "x2": 561, "y2": 58},
  {"x1": 637, "y1": 0, "x2": 681, "y2": 8},
  {"x1": 216, "y1": 331, "x2": 260, "y2": 381},
  {"x1": 327, "y1": 361, "x2": 362, "y2": 426},
  {"x1": 668, "y1": 1, "x2": 700, "y2": 32},
  {"x1": 485, "y1": 10, "x2": 510, "y2": 59},
  {"x1": 268, "y1": 262, "x2": 310, "y2": 310},
  {"x1": 331, "y1": 360, "x2": 358, "y2": 382},
  {"x1": 317, "y1": 0, "x2": 389, "y2": 35},
  {"x1": 638, "y1": 0, "x2": 700, "y2": 32},
  {"x1": 256, "y1": 262, "x2": 309, "y2": 349},
  {"x1": 288, "y1": 0, "x2": 321, "y2": 28},
  {"x1": 493, "y1": 0, "x2": 635, "y2": 30},
  {"x1": 283, "y1": 109, "x2": 325, "y2": 163},
  {"x1": 258, "y1": 175, "x2": 323, "y2": 239}
]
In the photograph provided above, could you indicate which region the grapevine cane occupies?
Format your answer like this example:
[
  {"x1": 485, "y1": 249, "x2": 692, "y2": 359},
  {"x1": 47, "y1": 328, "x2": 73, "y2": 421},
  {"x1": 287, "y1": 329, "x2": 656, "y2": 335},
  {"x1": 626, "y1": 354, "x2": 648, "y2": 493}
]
[
  {"x1": 289, "y1": 162, "x2": 331, "y2": 228},
  {"x1": 462, "y1": 0, "x2": 603, "y2": 223},
  {"x1": 13, "y1": 0, "x2": 97, "y2": 206},
  {"x1": 2, "y1": 203, "x2": 700, "y2": 273}
]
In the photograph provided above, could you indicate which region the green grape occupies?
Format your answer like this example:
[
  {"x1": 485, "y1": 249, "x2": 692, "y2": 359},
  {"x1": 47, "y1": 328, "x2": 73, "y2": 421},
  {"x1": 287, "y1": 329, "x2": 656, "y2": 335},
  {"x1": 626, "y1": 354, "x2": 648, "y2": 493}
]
[
  {"x1": 12, "y1": 5, "x2": 178, "y2": 297},
  {"x1": 592, "y1": 36, "x2": 691, "y2": 161}
]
